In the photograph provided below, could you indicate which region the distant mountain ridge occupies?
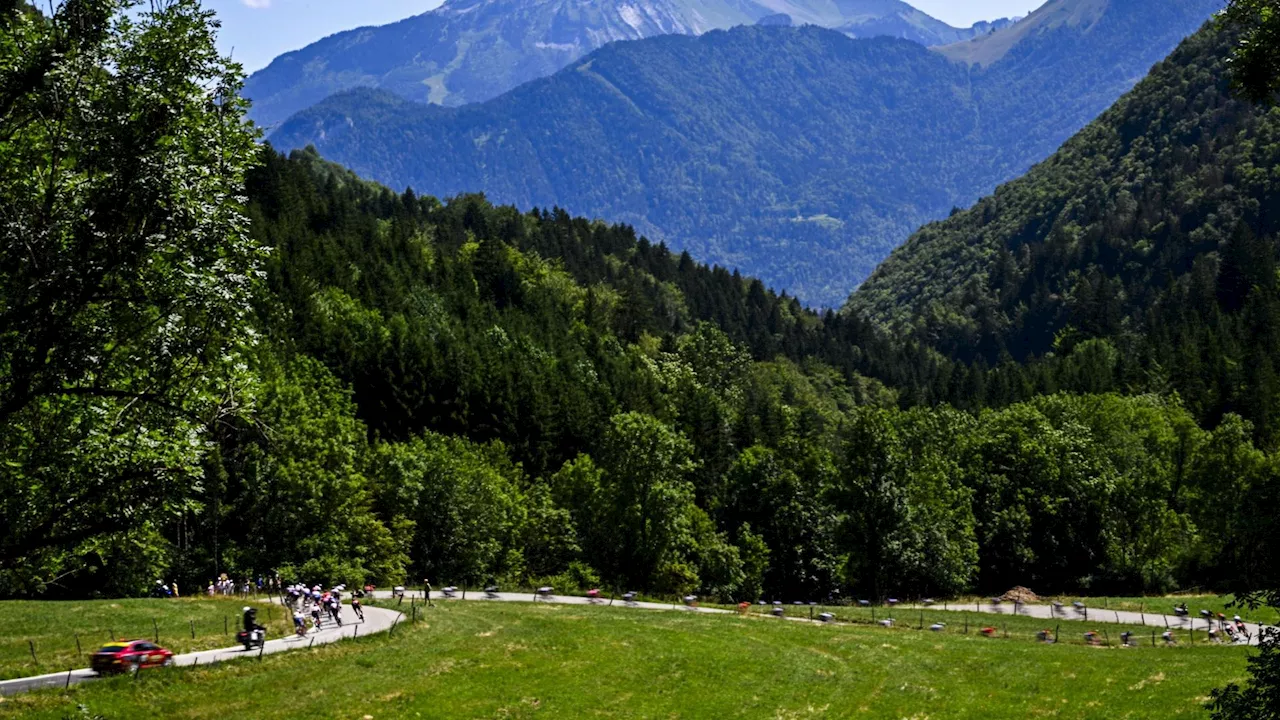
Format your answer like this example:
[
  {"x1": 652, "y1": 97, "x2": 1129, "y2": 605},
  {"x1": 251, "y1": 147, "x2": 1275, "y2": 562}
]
[
  {"x1": 936, "y1": 0, "x2": 1107, "y2": 65},
  {"x1": 836, "y1": 2, "x2": 1015, "y2": 45},
  {"x1": 242, "y1": 0, "x2": 996, "y2": 128},
  {"x1": 268, "y1": 0, "x2": 1219, "y2": 306}
]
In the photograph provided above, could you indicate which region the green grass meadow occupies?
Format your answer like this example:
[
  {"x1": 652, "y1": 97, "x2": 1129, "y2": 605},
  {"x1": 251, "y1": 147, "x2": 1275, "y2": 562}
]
[
  {"x1": 0, "y1": 600, "x2": 1250, "y2": 719},
  {"x1": 0, "y1": 597, "x2": 292, "y2": 680}
]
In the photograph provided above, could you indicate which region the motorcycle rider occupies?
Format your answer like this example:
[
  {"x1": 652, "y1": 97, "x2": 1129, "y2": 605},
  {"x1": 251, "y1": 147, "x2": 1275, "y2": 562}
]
[
  {"x1": 242, "y1": 606, "x2": 263, "y2": 634},
  {"x1": 243, "y1": 606, "x2": 267, "y2": 644}
]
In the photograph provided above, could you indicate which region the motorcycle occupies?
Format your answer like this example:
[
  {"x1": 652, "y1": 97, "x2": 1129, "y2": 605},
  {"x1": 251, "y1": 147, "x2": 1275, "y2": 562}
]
[{"x1": 236, "y1": 627, "x2": 266, "y2": 651}]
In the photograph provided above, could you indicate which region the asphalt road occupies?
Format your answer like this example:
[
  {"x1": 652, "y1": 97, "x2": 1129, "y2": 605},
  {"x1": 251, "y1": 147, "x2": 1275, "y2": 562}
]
[
  {"x1": 372, "y1": 588, "x2": 1270, "y2": 645},
  {"x1": 0, "y1": 602, "x2": 401, "y2": 696},
  {"x1": 368, "y1": 589, "x2": 737, "y2": 616},
  {"x1": 904, "y1": 600, "x2": 1267, "y2": 645}
]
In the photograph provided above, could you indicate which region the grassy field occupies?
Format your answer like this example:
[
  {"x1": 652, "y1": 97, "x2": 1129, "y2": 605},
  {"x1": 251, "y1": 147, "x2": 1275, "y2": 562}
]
[
  {"x1": 0, "y1": 600, "x2": 1250, "y2": 719},
  {"x1": 0, "y1": 597, "x2": 291, "y2": 680}
]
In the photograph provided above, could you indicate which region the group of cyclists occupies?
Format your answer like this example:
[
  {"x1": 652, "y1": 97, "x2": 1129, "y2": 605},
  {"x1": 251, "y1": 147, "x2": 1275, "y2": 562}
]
[
  {"x1": 1206, "y1": 615, "x2": 1253, "y2": 643},
  {"x1": 284, "y1": 583, "x2": 366, "y2": 636},
  {"x1": 1173, "y1": 603, "x2": 1253, "y2": 643}
]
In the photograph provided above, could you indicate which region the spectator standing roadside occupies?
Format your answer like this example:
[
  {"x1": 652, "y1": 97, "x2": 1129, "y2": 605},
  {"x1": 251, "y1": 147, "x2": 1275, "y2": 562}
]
[{"x1": 424, "y1": 578, "x2": 433, "y2": 607}]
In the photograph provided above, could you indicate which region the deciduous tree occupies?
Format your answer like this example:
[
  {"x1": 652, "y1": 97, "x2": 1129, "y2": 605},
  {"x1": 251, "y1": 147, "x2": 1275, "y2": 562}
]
[{"x1": 0, "y1": 0, "x2": 260, "y2": 592}]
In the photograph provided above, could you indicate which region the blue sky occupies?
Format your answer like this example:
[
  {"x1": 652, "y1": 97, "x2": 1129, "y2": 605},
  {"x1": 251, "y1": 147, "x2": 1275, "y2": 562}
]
[{"x1": 208, "y1": 0, "x2": 1045, "y2": 73}]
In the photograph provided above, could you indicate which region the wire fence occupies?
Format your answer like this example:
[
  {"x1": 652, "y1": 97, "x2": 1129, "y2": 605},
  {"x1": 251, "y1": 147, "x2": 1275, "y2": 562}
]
[{"x1": 1, "y1": 601, "x2": 292, "y2": 679}]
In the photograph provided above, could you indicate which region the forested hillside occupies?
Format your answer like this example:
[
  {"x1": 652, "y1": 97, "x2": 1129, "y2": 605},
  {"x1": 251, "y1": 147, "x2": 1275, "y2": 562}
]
[
  {"x1": 154, "y1": 148, "x2": 1278, "y2": 601},
  {"x1": 852, "y1": 23, "x2": 1280, "y2": 446},
  {"x1": 267, "y1": 0, "x2": 1218, "y2": 306}
]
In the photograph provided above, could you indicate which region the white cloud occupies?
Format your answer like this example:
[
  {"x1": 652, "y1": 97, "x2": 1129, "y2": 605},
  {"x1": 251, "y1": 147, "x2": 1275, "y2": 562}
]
[{"x1": 241, "y1": 0, "x2": 270, "y2": 8}]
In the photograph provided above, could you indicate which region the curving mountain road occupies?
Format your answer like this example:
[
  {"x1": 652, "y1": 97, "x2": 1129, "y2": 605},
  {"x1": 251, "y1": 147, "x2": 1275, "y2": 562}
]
[
  {"x1": 0, "y1": 603, "x2": 402, "y2": 696},
  {"x1": 370, "y1": 589, "x2": 1270, "y2": 646}
]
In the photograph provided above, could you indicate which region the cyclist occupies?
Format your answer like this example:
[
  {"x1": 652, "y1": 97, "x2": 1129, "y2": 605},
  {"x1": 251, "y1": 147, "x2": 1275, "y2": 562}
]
[{"x1": 352, "y1": 589, "x2": 365, "y2": 621}]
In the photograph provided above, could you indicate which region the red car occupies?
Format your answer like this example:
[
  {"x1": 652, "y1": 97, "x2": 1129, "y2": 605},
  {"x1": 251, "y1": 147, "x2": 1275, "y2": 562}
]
[{"x1": 90, "y1": 640, "x2": 175, "y2": 674}]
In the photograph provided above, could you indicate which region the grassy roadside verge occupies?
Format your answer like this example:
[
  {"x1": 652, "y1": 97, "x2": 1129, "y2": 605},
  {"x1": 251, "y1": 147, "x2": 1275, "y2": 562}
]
[{"x1": 0, "y1": 598, "x2": 292, "y2": 680}]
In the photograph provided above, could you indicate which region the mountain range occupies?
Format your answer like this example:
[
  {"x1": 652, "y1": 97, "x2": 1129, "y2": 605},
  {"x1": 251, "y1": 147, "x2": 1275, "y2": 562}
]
[
  {"x1": 242, "y1": 0, "x2": 1010, "y2": 129},
  {"x1": 267, "y1": 0, "x2": 1220, "y2": 306}
]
